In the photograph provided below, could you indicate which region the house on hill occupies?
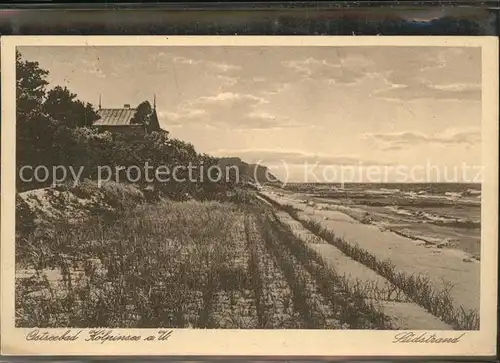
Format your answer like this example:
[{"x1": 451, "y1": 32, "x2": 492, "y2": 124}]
[{"x1": 93, "y1": 97, "x2": 162, "y2": 135}]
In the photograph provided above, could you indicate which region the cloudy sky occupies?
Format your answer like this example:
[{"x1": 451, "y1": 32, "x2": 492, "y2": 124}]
[{"x1": 18, "y1": 45, "x2": 481, "y2": 182}]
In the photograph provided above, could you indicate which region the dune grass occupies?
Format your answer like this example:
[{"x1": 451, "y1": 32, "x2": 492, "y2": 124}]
[
  {"x1": 296, "y1": 216, "x2": 480, "y2": 330},
  {"x1": 17, "y1": 193, "x2": 395, "y2": 329},
  {"x1": 256, "y1": 192, "x2": 479, "y2": 330},
  {"x1": 16, "y1": 200, "x2": 254, "y2": 328},
  {"x1": 263, "y1": 212, "x2": 391, "y2": 329},
  {"x1": 17, "y1": 187, "x2": 476, "y2": 330}
]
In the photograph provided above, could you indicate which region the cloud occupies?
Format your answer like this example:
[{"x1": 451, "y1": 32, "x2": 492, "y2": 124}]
[
  {"x1": 211, "y1": 149, "x2": 390, "y2": 166},
  {"x1": 372, "y1": 82, "x2": 481, "y2": 101},
  {"x1": 162, "y1": 109, "x2": 306, "y2": 130},
  {"x1": 88, "y1": 68, "x2": 106, "y2": 78},
  {"x1": 172, "y1": 56, "x2": 241, "y2": 73},
  {"x1": 242, "y1": 112, "x2": 309, "y2": 130},
  {"x1": 197, "y1": 92, "x2": 267, "y2": 105},
  {"x1": 263, "y1": 82, "x2": 290, "y2": 95},
  {"x1": 369, "y1": 47, "x2": 481, "y2": 101},
  {"x1": 160, "y1": 108, "x2": 208, "y2": 121},
  {"x1": 252, "y1": 76, "x2": 266, "y2": 83},
  {"x1": 247, "y1": 111, "x2": 278, "y2": 119},
  {"x1": 159, "y1": 91, "x2": 306, "y2": 130},
  {"x1": 211, "y1": 62, "x2": 241, "y2": 72},
  {"x1": 80, "y1": 59, "x2": 107, "y2": 78},
  {"x1": 282, "y1": 57, "x2": 364, "y2": 84},
  {"x1": 283, "y1": 57, "x2": 340, "y2": 75},
  {"x1": 215, "y1": 75, "x2": 238, "y2": 87},
  {"x1": 381, "y1": 145, "x2": 404, "y2": 152},
  {"x1": 172, "y1": 56, "x2": 202, "y2": 66},
  {"x1": 361, "y1": 129, "x2": 481, "y2": 150}
]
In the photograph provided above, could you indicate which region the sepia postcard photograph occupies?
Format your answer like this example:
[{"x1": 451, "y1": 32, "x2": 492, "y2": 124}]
[{"x1": 1, "y1": 36, "x2": 498, "y2": 357}]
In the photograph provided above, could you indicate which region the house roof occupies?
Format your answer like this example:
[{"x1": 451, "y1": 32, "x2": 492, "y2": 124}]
[{"x1": 94, "y1": 108, "x2": 137, "y2": 126}]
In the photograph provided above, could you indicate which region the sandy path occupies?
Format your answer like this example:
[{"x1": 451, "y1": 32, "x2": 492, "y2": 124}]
[
  {"x1": 263, "y1": 191, "x2": 480, "y2": 313},
  {"x1": 276, "y1": 211, "x2": 452, "y2": 330}
]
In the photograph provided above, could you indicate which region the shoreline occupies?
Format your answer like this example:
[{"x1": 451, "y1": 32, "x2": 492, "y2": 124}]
[{"x1": 261, "y1": 189, "x2": 481, "y2": 313}]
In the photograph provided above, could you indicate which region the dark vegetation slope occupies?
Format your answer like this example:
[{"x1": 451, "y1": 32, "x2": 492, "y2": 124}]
[
  {"x1": 15, "y1": 51, "x2": 277, "y2": 199},
  {"x1": 218, "y1": 157, "x2": 281, "y2": 186}
]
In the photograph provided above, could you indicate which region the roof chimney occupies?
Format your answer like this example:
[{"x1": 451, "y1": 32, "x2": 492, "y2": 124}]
[{"x1": 124, "y1": 104, "x2": 131, "y2": 109}]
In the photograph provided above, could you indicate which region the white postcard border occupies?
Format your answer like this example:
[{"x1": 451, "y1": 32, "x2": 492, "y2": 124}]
[{"x1": 1, "y1": 36, "x2": 498, "y2": 357}]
